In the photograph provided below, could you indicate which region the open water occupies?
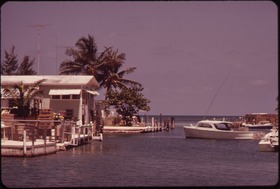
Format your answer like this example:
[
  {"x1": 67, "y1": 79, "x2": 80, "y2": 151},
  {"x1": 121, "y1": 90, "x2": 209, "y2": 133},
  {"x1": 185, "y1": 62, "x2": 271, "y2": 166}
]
[{"x1": 1, "y1": 115, "x2": 279, "y2": 188}]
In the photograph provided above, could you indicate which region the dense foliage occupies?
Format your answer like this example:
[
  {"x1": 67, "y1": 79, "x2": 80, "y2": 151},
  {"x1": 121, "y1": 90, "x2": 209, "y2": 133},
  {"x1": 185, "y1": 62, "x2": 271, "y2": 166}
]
[
  {"x1": 2, "y1": 79, "x2": 45, "y2": 118},
  {"x1": 1, "y1": 46, "x2": 37, "y2": 75},
  {"x1": 59, "y1": 35, "x2": 142, "y2": 99},
  {"x1": 105, "y1": 87, "x2": 150, "y2": 126}
]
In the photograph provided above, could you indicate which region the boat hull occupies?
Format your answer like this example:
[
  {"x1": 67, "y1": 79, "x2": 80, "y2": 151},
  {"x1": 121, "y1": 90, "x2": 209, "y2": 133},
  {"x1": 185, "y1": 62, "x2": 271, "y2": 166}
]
[
  {"x1": 259, "y1": 140, "x2": 278, "y2": 152},
  {"x1": 248, "y1": 125, "x2": 273, "y2": 130},
  {"x1": 183, "y1": 126, "x2": 254, "y2": 140}
]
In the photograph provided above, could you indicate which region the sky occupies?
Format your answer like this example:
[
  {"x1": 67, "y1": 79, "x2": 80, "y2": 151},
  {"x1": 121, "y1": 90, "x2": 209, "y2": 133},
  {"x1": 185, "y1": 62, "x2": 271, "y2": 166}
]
[{"x1": 1, "y1": 1, "x2": 278, "y2": 116}]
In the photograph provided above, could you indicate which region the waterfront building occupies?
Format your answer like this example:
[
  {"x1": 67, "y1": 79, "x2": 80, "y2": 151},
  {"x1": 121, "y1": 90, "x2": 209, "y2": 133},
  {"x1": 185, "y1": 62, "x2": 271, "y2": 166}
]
[{"x1": 1, "y1": 75, "x2": 100, "y2": 124}]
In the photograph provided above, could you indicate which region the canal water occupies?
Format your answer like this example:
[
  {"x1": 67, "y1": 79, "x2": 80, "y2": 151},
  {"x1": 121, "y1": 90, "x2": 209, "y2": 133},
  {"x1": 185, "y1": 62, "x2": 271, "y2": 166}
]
[{"x1": 1, "y1": 116, "x2": 279, "y2": 187}]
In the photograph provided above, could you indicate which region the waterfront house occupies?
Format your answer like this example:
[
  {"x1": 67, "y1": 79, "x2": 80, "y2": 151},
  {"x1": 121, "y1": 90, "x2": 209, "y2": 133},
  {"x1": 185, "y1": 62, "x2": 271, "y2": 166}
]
[{"x1": 1, "y1": 75, "x2": 100, "y2": 124}]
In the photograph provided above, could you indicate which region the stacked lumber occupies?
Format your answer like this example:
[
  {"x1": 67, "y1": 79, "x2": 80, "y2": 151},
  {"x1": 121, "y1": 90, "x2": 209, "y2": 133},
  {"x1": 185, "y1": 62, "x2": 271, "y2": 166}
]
[{"x1": 36, "y1": 109, "x2": 54, "y2": 129}]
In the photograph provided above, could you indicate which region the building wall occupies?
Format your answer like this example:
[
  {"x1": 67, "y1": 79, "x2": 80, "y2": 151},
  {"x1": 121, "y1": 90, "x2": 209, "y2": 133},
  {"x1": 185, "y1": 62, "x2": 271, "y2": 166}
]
[{"x1": 49, "y1": 100, "x2": 80, "y2": 120}]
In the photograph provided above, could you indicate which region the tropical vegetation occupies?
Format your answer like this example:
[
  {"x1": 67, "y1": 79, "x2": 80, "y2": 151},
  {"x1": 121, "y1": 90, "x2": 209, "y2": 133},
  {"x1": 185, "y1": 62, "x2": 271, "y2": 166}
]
[
  {"x1": 105, "y1": 86, "x2": 150, "y2": 126},
  {"x1": 59, "y1": 35, "x2": 142, "y2": 99},
  {"x1": 1, "y1": 46, "x2": 37, "y2": 75},
  {"x1": 59, "y1": 34, "x2": 150, "y2": 125},
  {"x1": 1, "y1": 35, "x2": 151, "y2": 125},
  {"x1": 2, "y1": 79, "x2": 45, "y2": 118}
]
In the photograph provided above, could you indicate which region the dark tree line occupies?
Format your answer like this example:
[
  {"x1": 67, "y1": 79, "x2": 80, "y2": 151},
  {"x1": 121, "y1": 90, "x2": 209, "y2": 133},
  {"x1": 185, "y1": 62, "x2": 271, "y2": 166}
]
[{"x1": 1, "y1": 46, "x2": 37, "y2": 75}]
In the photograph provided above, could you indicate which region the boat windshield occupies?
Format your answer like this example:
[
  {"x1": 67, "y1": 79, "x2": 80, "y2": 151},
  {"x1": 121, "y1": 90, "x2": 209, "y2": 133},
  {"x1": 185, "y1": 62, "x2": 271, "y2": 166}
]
[{"x1": 214, "y1": 123, "x2": 232, "y2": 130}]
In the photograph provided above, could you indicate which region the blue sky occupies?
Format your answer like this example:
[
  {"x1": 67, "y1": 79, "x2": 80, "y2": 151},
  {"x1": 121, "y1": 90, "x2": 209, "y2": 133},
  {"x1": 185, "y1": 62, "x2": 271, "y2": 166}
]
[{"x1": 1, "y1": 1, "x2": 278, "y2": 115}]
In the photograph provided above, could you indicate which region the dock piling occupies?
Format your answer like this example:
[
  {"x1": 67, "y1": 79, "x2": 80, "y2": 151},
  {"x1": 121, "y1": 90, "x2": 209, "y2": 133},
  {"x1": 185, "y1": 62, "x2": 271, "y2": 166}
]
[{"x1": 23, "y1": 130, "x2": 27, "y2": 156}]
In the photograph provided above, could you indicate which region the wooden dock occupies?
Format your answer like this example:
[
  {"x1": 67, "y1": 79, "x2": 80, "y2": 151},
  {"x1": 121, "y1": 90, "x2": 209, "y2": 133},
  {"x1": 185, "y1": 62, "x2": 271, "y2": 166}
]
[
  {"x1": 103, "y1": 116, "x2": 176, "y2": 133},
  {"x1": 1, "y1": 116, "x2": 103, "y2": 157},
  {"x1": 1, "y1": 139, "x2": 57, "y2": 157}
]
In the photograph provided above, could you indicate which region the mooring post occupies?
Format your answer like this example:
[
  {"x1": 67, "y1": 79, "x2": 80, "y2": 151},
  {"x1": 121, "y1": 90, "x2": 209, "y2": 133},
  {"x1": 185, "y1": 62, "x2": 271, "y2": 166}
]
[
  {"x1": 165, "y1": 118, "x2": 170, "y2": 131},
  {"x1": 51, "y1": 129, "x2": 55, "y2": 142},
  {"x1": 31, "y1": 126, "x2": 35, "y2": 156},
  {"x1": 44, "y1": 128, "x2": 47, "y2": 155},
  {"x1": 160, "y1": 113, "x2": 162, "y2": 130},
  {"x1": 71, "y1": 123, "x2": 75, "y2": 145},
  {"x1": 23, "y1": 129, "x2": 27, "y2": 156},
  {"x1": 151, "y1": 117, "x2": 154, "y2": 132},
  {"x1": 90, "y1": 121, "x2": 93, "y2": 140},
  {"x1": 171, "y1": 117, "x2": 175, "y2": 129},
  {"x1": 155, "y1": 118, "x2": 158, "y2": 131},
  {"x1": 61, "y1": 121, "x2": 65, "y2": 143}
]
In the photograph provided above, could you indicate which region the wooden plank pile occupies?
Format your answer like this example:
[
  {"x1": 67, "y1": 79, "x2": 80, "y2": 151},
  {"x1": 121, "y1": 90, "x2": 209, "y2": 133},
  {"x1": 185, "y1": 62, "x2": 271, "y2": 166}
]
[
  {"x1": 35, "y1": 109, "x2": 55, "y2": 139},
  {"x1": 36, "y1": 109, "x2": 54, "y2": 129}
]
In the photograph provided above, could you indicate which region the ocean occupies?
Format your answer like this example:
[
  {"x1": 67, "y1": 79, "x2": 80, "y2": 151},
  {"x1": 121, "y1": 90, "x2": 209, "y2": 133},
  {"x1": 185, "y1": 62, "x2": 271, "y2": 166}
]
[{"x1": 1, "y1": 115, "x2": 278, "y2": 188}]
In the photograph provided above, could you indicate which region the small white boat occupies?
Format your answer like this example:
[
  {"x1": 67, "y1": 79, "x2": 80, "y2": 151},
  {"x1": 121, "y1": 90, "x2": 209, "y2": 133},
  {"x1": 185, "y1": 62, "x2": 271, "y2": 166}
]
[
  {"x1": 259, "y1": 128, "x2": 279, "y2": 152},
  {"x1": 243, "y1": 121, "x2": 273, "y2": 130},
  {"x1": 183, "y1": 120, "x2": 255, "y2": 140}
]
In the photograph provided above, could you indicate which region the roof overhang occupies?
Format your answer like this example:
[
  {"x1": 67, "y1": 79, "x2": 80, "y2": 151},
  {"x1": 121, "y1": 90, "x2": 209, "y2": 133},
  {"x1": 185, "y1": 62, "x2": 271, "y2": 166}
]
[
  {"x1": 49, "y1": 89, "x2": 81, "y2": 95},
  {"x1": 1, "y1": 75, "x2": 100, "y2": 89},
  {"x1": 48, "y1": 89, "x2": 99, "y2": 96}
]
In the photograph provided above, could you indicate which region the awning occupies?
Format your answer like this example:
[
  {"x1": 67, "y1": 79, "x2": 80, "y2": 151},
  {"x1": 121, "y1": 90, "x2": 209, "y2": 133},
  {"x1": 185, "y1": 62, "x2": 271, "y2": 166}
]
[
  {"x1": 49, "y1": 89, "x2": 81, "y2": 95},
  {"x1": 85, "y1": 90, "x2": 99, "y2": 96}
]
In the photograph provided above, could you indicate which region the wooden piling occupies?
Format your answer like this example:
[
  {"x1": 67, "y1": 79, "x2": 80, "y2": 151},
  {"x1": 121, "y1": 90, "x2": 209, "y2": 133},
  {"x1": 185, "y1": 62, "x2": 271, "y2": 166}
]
[
  {"x1": 44, "y1": 128, "x2": 47, "y2": 155},
  {"x1": 152, "y1": 117, "x2": 154, "y2": 132},
  {"x1": 31, "y1": 127, "x2": 35, "y2": 156},
  {"x1": 160, "y1": 113, "x2": 162, "y2": 129},
  {"x1": 23, "y1": 130, "x2": 27, "y2": 156},
  {"x1": 171, "y1": 117, "x2": 175, "y2": 129}
]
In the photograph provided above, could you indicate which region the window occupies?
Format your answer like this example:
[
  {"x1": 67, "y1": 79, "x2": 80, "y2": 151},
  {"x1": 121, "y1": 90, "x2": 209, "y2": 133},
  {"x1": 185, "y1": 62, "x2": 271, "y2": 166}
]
[
  {"x1": 72, "y1": 94, "x2": 80, "y2": 99},
  {"x1": 214, "y1": 123, "x2": 231, "y2": 130},
  {"x1": 198, "y1": 123, "x2": 212, "y2": 128},
  {"x1": 62, "y1": 95, "x2": 70, "y2": 99},
  {"x1": 52, "y1": 95, "x2": 60, "y2": 99},
  {"x1": 65, "y1": 109, "x2": 73, "y2": 120}
]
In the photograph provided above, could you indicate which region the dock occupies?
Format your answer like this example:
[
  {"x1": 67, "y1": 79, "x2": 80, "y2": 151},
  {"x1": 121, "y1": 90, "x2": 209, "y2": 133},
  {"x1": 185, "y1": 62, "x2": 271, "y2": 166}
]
[
  {"x1": 103, "y1": 116, "x2": 176, "y2": 133},
  {"x1": 1, "y1": 117, "x2": 103, "y2": 157}
]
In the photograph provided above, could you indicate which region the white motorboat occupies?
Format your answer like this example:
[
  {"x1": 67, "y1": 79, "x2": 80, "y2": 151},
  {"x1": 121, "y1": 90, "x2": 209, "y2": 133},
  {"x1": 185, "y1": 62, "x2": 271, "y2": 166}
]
[
  {"x1": 243, "y1": 123, "x2": 273, "y2": 129},
  {"x1": 242, "y1": 121, "x2": 273, "y2": 130},
  {"x1": 259, "y1": 128, "x2": 279, "y2": 152},
  {"x1": 183, "y1": 120, "x2": 255, "y2": 140}
]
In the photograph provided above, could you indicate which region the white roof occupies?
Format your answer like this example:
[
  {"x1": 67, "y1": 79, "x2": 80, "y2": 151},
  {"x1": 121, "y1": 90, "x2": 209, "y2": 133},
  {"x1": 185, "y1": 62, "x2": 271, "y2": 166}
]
[
  {"x1": 85, "y1": 90, "x2": 99, "y2": 96},
  {"x1": 199, "y1": 120, "x2": 232, "y2": 124},
  {"x1": 48, "y1": 89, "x2": 99, "y2": 96},
  {"x1": 49, "y1": 89, "x2": 81, "y2": 95},
  {"x1": 1, "y1": 75, "x2": 99, "y2": 88}
]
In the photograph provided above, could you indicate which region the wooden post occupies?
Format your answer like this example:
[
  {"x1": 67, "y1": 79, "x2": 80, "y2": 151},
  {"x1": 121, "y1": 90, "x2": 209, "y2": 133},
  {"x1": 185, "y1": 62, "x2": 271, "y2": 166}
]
[
  {"x1": 61, "y1": 121, "x2": 65, "y2": 143},
  {"x1": 31, "y1": 127, "x2": 35, "y2": 156},
  {"x1": 44, "y1": 128, "x2": 47, "y2": 155},
  {"x1": 23, "y1": 129, "x2": 27, "y2": 156},
  {"x1": 54, "y1": 125, "x2": 57, "y2": 146},
  {"x1": 151, "y1": 117, "x2": 154, "y2": 132},
  {"x1": 71, "y1": 124, "x2": 75, "y2": 145},
  {"x1": 77, "y1": 126, "x2": 81, "y2": 145},
  {"x1": 99, "y1": 133, "x2": 103, "y2": 141},
  {"x1": 160, "y1": 113, "x2": 162, "y2": 130},
  {"x1": 51, "y1": 129, "x2": 55, "y2": 142},
  {"x1": 83, "y1": 125, "x2": 85, "y2": 143},
  {"x1": 171, "y1": 117, "x2": 175, "y2": 129}
]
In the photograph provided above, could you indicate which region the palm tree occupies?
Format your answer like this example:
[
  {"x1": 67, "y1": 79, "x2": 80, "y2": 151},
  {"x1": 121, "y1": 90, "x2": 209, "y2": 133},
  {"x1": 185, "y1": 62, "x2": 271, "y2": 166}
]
[
  {"x1": 96, "y1": 47, "x2": 142, "y2": 98},
  {"x1": 3, "y1": 79, "x2": 45, "y2": 118},
  {"x1": 59, "y1": 34, "x2": 142, "y2": 99},
  {"x1": 100, "y1": 67, "x2": 142, "y2": 99},
  {"x1": 59, "y1": 35, "x2": 98, "y2": 75}
]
